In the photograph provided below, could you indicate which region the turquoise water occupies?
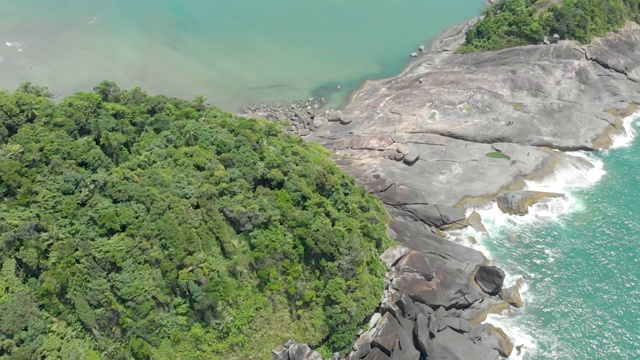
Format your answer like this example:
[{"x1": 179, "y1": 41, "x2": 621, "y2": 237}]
[
  {"x1": 0, "y1": 0, "x2": 482, "y2": 110},
  {"x1": 477, "y1": 120, "x2": 640, "y2": 359}
]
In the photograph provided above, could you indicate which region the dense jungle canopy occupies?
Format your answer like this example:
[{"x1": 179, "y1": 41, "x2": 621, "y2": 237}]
[{"x1": 0, "y1": 82, "x2": 392, "y2": 359}]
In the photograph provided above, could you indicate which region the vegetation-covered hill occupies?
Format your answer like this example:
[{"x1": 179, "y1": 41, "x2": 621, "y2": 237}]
[
  {"x1": 0, "y1": 82, "x2": 392, "y2": 359},
  {"x1": 457, "y1": 0, "x2": 640, "y2": 53}
]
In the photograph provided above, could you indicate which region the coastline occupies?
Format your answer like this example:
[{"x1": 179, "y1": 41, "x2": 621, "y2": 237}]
[{"x1": 281, "y1": 18, "x2": 640, "y2": 360}]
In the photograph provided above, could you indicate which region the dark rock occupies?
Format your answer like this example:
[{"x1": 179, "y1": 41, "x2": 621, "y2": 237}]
[
  {"x1": 363, "y1": 347, "x2": 390, "y2": 360},
  {"x1": 288, "y1": 343, "x2": 311, "y2": 360},
  {"x1": 403, "y1": 153, "x2": 419, "y2": 166},
  {"x1": 394, "y1": 292, "x2": 417, "y2": 320},
  {"x1": 414, "y1": 312, "x2": 430, "y2": 355},
  {"x1": 474, "y1": 266, "x2": 505, "y2": 296},
  {"x1": 428, "y1": 328, "x2": 499, "y2": 360},
  {"x1": 340, "y1": 116, "x2": 353, "y2": 125},
  {"x1": 370, "y1": 313, "x2": 417, "y2": 358}
]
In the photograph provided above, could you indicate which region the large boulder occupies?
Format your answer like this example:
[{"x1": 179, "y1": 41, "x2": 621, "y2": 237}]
[
  {"x1": 501, "y1": 284, "x2": 523, "y2": 308},
  {"x1": 363, "y1": 347, "x2": 391, "y2": 360},
  {"x1": 427, "y1": 328, "x2": 499, "y2": 360},
  {"x1": 380, "y1": 245, "x2": 412, "y2": 269},
  {"x1": 467, "y1": 211, "x2": 487, "y2": 233},
  {"x1": 496, "y1": 191, "x2": 566, "y2": 215},
  {"x1": 480, "y1": 326, "x2": 514, "y2": 358},
  {"x1": 370, "y1": 313, "x2": 419, "y2": 359},
  {"x1": 288, "y1": 344, "x2": 311, "y2": 360},
  {"x1": 396, "y1": 250, "x2": 434, "y2": 281},
  {"x1": 474, "y1": 265, "x2": 505, "y2": 296},
  {"x1": 272, "y1": 345, "x2": 289, "y2": 360}
]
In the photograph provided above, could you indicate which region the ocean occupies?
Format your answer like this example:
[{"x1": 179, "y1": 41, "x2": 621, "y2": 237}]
[
  {"x1": 466, "y1": 116, "x2": 640, "y2": 360},
  {"x1": 0, "y1": 0, "x2": 482, "y2": 110}
]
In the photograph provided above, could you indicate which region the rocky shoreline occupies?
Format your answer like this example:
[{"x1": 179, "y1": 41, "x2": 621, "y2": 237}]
[{"x1": 246, "y1": 19, "x2": 640, "y2": 360}]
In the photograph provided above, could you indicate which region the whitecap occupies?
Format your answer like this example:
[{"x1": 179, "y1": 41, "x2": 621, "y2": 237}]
[
  {"x1": 5, "y1": 41, "x2": 26, "y2": 52},
  {"x1": 610, "y1": 111, "x2": 640, "y2": 149},
  {"x1": 484, "y1": 312, "x2": 538, "y2": 360}
]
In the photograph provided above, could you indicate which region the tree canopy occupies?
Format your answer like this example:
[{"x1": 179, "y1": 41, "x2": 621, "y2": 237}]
[
  {"x1": 0, "y1": 82, "x2": 392, "y2": 359},
  {"x1": 457, "y1": 0, "x2": 640, "y2": 53}
]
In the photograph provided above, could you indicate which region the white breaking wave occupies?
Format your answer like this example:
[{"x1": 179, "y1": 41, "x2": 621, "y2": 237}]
[
  {"x1": 445, "y1": 152, "x2": 609, "y2": 359},
  {"x1": 485, "y1": 311, "x2": 538, "y2": 360},
  {"x1": 5, "y1": 41, "x2": 26, "y2": 52},
  {"x1": 610, "y1": 111, "x2": 640, "y2": 149}
]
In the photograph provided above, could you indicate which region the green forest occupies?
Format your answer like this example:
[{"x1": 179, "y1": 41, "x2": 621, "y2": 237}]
[
  {"x1": 458, "y1": 0, "x2": 640, "y2": 53},
  {"x1": 0, "y1": 82, "x2": 393, "y2": 359}
]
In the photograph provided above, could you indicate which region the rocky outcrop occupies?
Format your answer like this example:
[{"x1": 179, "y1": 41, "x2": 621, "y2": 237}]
[
  {"x1": 474, "y1": 266, "x2": 505, "y2": 296},
  {"x1": 496, "y1": 191, "x2": 566, "y2": 215},
  {"x1": 271, "y1": 17, "x2": 640, "y2": 360}
]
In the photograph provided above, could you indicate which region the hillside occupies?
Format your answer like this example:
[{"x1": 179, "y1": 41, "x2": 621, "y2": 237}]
[
  {"x1": 0, "y1": 82, "x2": 392, "y2": 359},
  {"x1": 458, "y1": 0, "x2": 640, "y2": 52}
]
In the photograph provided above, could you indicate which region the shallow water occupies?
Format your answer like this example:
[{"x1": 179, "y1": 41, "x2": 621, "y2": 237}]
[
  {"x1": 473, "y1": 118, "x2": 640, "y2": 359},
  {"x1": 0, "y1": 0, "x2": 482, "y2": 110}
]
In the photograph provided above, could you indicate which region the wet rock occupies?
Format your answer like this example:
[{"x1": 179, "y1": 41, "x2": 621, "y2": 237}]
[
  {"x1": 474, "y1": 265, "x2": 505, "y2": 296},
  {"x1": 340, "y1": 116, "x2": 353, "y2": 125},
  {"x1": 480, "y1": 326, "x2": 514, "y2": 358},
  {"x1": 467, "y1": 211, "x2": 487, "y2": 233},
  {"x1": 496, "y1": 191, "x2": 566, "y2": 215},
  {"x1": 501, "y1": 284, "x2": 523, "y2": 308}
]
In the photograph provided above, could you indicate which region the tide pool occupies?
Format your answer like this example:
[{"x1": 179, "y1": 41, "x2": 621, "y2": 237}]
[{"x1": 0, "y1": 0, "x2": 483, "y2": 110}]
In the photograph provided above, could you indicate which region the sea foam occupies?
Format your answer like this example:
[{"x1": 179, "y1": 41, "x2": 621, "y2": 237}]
[
  {"x1": 610, "y1": 111, "x2": 640, "y2": 149},
  {"x1": 444, "y1": 151, "x2": 609, "y2": 358},
  {"x1": 5, "y1": 41, "x2": 26, "y2": 52}
]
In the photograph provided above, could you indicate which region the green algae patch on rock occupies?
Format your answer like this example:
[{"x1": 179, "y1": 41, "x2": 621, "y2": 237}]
[{"x1": 485, "y1": 151, "x2": 511, "y2": 160}]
